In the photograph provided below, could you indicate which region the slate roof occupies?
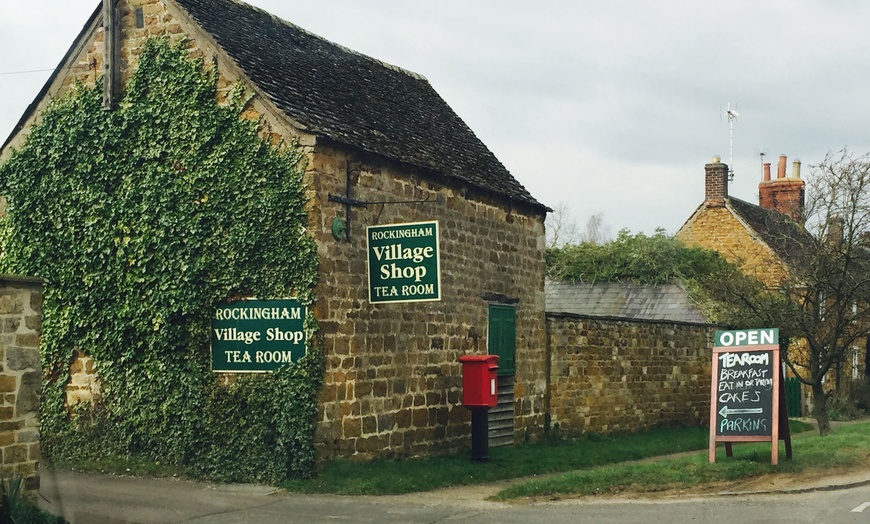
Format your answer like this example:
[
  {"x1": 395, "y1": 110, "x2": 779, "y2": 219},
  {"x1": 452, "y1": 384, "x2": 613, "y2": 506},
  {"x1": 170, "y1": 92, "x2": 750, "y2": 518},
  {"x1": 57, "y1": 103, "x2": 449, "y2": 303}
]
[
  {"x1": 4, "y1": 0, "x2": 545, "y2": 213},
  {"x1": 727, "y1": 197, "x2": 816, "y2": 269},
  {"x1": 172, "y1": 0, "x2": 545, "y2": 211},
  {"x1": 545, "y1": 278, "x2": 710, "y2": 324}
]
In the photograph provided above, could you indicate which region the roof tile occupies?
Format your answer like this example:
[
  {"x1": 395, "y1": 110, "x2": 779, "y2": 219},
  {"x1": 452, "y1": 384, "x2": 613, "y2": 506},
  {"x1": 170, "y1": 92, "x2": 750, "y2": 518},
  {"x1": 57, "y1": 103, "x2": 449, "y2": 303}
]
[
  {"x1": 545, "y1": 279, "x2": 710, "y2": 324},
  {"x1": 727, "y1": 197, "x2": 816, "y2": 268},
  {"x1": 174, "y1": 0, "x2": 545, "y2": 211}
]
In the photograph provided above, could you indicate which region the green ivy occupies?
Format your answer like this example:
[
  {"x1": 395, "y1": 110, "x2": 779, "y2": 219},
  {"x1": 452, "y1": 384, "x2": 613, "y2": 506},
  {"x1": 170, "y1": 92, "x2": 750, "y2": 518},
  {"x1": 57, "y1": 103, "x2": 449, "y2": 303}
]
[{"x1": 0, "y1": 38, "x2": 321, "y2": 482}]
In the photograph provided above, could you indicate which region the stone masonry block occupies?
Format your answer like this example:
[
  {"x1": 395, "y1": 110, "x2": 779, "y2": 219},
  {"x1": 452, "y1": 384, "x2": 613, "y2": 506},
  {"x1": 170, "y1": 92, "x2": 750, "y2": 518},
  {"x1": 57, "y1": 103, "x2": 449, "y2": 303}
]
[
  {"x1": 24, "y1": 316, "x2": 40, "y2": 332},
  {"x1": 0, "y1": 294, "x2": 22, "y2": 315},
  {"x1": 6, "y1": 347, "x2": 39, "y2": 371},
  {"x1": 3, "y1": 444, "x2": 27, "y2": 464},
  {"x1": 29, "y1": 293, "x2": 42, "y2": 314},
  {"x1": 15, "y1": 371, "x2": 42, "y2": 417},
  {"x1": 0, "y1": 319, "x2": 18, "y2": 334},
  {"x1": 14, "y1": 333, "x2": 39, "y2": 349},
  {"x1": 0, "y1": 376, "x2": 15, "y2": 393},
  {"x1": 342, "y1": 417, "x2": 361, "y2": 438},
  {"x1": 15, "y1": 430, "x2": 38, "y2": 445},
  {"x1": 361, "y1": 415, "x2": 377, "y2": 435}
]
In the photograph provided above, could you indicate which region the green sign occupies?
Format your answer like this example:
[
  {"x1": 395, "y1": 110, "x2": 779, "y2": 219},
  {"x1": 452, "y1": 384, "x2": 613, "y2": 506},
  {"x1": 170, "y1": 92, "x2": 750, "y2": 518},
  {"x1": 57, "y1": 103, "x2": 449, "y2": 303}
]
[
  {"x1": 715, "y1": 328, "x2": 779, "y2": 347},
  {"x1": 367, "y1": 221, "x2": 441, "y2": 303},
  {"x1": 211, "y1": 299, "x2": 306, "y2": 372}
]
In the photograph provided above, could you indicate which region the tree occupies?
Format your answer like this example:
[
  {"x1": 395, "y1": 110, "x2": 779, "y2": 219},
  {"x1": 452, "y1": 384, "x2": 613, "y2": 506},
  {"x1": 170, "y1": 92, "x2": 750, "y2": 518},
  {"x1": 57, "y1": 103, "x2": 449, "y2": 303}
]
[
  {"x1": 582, "y1": 212, "x2": 611, "y2": 245},
  {"x1": 546, "y1": 203, "x2": 611, "y2": 248},
  {"x1": 546, "y1": 228, "x2": 730, "y2": 285},
  {"x1": 699, "y1": 150, "x2": 870, "y2": 435},
  {"x1": 546, "y1": 201, "x2": 580, "y2": 249},
  {"x1": 790, "y1": 150, "x2": 870, "y2": 433}
]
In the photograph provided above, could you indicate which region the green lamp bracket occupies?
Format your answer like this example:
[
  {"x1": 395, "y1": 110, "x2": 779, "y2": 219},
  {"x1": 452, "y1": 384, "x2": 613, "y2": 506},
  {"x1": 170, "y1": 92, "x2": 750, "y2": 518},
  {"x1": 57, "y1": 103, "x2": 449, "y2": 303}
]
[{"x1": 331, "y1": 217, "x2": 346, "y2": 240}]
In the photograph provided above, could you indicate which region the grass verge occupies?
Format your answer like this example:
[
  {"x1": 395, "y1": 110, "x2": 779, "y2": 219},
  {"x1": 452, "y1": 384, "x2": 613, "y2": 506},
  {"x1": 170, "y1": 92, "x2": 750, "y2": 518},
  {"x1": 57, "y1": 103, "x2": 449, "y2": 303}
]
[
  {"x1": 50, "y1": 419, "x2": 823, "y2": 498},
  {"x1": 493, "y1": 420, "x2": 868, "y2": 500},
  {"x1": 280, "y1": 421, "x2": 812, "y2": 495}
]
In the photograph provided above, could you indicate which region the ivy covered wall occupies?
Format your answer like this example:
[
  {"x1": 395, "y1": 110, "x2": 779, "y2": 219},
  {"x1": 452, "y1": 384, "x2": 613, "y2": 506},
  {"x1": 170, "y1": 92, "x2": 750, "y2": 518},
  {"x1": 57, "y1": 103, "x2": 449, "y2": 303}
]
[{"x1": 0, "y1": 38, "x2": 322, "y2": 482}]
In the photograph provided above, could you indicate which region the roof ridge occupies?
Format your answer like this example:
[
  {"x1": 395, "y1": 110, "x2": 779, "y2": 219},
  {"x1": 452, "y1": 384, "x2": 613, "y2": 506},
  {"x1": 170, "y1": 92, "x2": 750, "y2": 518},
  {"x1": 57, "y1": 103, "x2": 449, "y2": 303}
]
[{"x1": 232, "y1": 0, "x2": 428, "y2": 82}]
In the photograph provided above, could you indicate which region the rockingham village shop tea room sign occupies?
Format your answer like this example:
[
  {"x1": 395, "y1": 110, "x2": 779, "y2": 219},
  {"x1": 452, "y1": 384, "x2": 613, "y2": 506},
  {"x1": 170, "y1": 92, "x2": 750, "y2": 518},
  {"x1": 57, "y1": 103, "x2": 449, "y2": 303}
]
[
  {"x1": 211, "y1": 299, "x2": 306, "y2": 372},
  {"x1": 367, "y1": 220, "x2": 441, "y2": 304}
]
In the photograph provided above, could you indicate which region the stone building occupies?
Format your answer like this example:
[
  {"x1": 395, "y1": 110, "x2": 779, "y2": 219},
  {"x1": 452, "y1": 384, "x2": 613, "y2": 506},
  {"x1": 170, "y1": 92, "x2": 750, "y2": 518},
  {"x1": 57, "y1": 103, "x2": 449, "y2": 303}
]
[
  {"x1": 675, "y1": 155, "x2": 870, "y2": 412},
  {"x1": 676, "y1": 155, "x2": 811, "y2": 287},
  {"x1": 1, "y1": 0, "x2": 549, "y2": 460}
]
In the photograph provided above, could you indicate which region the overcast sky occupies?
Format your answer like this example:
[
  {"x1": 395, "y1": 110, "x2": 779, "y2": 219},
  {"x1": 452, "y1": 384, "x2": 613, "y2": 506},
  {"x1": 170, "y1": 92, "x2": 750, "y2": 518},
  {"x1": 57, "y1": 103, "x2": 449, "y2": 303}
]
[{"x1": 3, "y1": 1, "x2": 870, "y2": 237}]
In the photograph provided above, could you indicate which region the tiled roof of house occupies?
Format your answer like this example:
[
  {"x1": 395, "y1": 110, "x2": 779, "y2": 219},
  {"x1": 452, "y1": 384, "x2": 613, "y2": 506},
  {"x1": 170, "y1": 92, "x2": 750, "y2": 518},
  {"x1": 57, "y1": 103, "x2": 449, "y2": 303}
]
[
  {"x1": 727, "y1": 197, "x2": 816, "y2": 268},
  {"x1": 544, "y1": 278, "x2": 710, "y2": 324},
  {"x1": 173, "y1": 0, "x2": 545, "y2": 211}
]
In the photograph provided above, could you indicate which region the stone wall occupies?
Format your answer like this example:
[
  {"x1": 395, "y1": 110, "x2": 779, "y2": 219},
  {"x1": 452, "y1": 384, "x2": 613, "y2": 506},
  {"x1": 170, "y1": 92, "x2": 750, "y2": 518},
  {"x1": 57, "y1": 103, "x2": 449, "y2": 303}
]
[
  {"x1": 0, "y1": 277, "x2": 43, "y2": 492},
  {"x1": 66, "y1": 350, "x2": 99, "y2": 408},
  {"x1": 547, "y1": 313, "x2": 713, "y2": 435}
]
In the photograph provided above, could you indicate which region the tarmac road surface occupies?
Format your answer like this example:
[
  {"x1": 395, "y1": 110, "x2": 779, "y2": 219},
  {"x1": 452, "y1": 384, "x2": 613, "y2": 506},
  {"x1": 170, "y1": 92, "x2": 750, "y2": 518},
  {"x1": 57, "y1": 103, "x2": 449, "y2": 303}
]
[{"x1": 37, "y1": 465, "x2": 870, "y2": 524}]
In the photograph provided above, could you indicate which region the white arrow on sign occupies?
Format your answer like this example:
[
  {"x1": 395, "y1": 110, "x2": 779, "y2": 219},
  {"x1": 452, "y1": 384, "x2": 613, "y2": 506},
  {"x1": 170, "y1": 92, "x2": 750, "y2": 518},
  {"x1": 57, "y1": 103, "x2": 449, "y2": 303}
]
[{"x1": 719, "y1": 406, "x2": 763, "y2": 418}]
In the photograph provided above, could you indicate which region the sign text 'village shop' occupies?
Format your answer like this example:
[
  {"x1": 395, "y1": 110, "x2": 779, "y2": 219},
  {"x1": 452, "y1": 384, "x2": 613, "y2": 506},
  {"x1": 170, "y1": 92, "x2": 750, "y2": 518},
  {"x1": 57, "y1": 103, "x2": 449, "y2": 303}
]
[
  {"x1": 367, "y1": 221, "x2": 441, "y2": 303},
  {"x1": 211, "y1": 299, "x2": 307, "y2": 372}
]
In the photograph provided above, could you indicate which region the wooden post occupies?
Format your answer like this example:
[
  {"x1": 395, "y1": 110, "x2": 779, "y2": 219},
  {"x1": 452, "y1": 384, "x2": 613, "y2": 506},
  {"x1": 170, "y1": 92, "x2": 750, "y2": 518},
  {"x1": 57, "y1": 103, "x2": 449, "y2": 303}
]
[{"x1": 103, "y1": 0, "x2": 120, "y2": 110}]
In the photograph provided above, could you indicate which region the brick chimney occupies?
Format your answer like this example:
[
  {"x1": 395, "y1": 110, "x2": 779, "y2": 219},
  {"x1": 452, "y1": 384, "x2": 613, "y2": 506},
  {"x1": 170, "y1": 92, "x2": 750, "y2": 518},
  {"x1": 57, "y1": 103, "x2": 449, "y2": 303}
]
[
  {"x1": 758, "y1": 154, "x2": 805, "y2": 221},
  {"x1": 705, "y1": 156, "x2": 729, "y2": 208}
]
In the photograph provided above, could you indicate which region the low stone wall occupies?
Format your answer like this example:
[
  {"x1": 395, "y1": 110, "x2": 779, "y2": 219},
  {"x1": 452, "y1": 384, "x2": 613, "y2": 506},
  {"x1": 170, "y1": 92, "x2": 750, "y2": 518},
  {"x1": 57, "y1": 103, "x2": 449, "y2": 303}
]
[
  {"x1": 0, "y1": 276, "x2": 43, "y2": 492},
  {"x1": 547, "y1": 313, "x2": 714, "y2": 436}
]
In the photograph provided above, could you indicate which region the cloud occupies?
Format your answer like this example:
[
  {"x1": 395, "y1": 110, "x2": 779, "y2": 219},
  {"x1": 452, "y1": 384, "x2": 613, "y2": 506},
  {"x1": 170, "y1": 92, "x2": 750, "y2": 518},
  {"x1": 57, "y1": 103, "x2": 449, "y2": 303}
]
[{"x1": 5, "y1": 0, "x2": 870, "y2": 236}]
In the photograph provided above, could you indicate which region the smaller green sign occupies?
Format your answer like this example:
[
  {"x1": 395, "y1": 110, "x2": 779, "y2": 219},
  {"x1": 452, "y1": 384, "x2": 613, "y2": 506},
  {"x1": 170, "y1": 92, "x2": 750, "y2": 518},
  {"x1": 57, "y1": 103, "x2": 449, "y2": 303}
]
[
  {"x1": 211, "y1": 299, "x2": 306, "y2": 372},
  {"x1": 367, "y1": 221, "x2": 441, "y2": 303},
  {"x1": 715, "y1": 328, "x2": 779, "y2": 347}
]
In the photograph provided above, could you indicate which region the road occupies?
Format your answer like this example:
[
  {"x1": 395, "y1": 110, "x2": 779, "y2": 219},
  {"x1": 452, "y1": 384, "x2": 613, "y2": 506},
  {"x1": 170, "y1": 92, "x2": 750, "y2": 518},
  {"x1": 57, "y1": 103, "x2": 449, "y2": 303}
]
[{"x1": 39, "y1": 467, "x2": 870, "y2": 524}]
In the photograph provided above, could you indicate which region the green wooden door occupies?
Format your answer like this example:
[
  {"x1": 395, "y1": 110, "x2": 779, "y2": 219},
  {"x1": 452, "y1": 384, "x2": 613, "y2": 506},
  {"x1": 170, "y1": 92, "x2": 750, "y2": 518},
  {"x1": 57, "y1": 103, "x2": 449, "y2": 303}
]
[
  {"x1": 785, "y1": 377, "x2": 802, "y2": 417},
  {"x1": 488, "y1": 305, "x2": 516, "y2": 376}
]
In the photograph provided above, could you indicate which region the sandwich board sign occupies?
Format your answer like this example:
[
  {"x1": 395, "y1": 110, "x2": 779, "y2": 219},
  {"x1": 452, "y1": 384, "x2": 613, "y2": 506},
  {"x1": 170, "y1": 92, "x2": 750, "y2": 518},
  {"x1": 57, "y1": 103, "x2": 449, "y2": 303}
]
[{"x1": 709, "y1": 328, "x2": 783, "y2": 465}]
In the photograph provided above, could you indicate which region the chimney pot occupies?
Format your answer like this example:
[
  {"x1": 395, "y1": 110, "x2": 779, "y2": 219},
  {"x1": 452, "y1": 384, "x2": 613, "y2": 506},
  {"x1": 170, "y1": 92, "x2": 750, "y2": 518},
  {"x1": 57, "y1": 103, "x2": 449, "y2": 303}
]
[{"x1": 759, "y1": 153, "x2": 806, "y2": 221}]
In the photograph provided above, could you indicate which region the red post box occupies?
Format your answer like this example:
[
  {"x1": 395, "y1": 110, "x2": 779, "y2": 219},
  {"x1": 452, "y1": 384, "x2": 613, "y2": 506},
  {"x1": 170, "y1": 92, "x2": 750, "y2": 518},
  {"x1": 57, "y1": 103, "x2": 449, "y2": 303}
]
[{"x1": 458, "y1": 354, "x2": 499, "y2": 408}]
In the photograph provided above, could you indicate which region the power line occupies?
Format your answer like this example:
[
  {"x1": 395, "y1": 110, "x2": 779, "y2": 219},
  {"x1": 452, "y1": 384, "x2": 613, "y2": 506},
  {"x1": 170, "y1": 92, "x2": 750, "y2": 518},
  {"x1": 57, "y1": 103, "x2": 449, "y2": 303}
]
[{"x1": 0, "y1": 68, "x2": 60, "y2": 77}]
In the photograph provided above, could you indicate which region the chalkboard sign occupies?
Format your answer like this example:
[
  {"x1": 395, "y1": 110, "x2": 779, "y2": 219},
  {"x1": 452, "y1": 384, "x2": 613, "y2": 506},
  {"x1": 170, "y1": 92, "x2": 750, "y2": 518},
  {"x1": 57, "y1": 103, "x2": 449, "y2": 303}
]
[
  {"x1": 709, "y1": 329, "x2": 781, "y2": 464},
  {"x1": 714, "y1": 349, "x2": 774, "y2": 437}
]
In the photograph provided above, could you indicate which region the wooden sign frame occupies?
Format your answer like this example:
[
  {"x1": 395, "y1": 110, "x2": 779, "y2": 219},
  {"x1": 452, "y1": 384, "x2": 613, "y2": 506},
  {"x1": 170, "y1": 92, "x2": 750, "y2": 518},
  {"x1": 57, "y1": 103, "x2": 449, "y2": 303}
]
[{"x1": 709, "y1": 342, "x2": 781, "y2": 464}]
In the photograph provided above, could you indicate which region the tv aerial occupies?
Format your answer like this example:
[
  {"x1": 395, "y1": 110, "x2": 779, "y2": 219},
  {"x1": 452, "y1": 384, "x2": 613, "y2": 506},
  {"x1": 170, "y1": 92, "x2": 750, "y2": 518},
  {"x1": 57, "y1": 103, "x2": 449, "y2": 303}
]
[
  {"x1": 721, "y1": 102, "x2": 739, "y2": 181},
  {"x1": 756, "y1": 146, "x2": 768, "y2": 178}
]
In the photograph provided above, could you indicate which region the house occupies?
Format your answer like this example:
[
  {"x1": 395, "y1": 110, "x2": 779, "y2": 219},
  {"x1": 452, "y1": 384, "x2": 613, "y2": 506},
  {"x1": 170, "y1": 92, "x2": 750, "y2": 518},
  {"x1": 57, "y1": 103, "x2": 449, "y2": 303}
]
[
  {"x1": 676, "y1": 155, "x2": 811, "y2": 287},
  {"x1": 675, "y1": 155, "x2": 845, "y2": 415},
  {"x1": 0, "y1": 0, "x2": 549, "y2": 468},
  {"x1": 544, "y1": 278, "x2": 716, "y2": 435}
]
